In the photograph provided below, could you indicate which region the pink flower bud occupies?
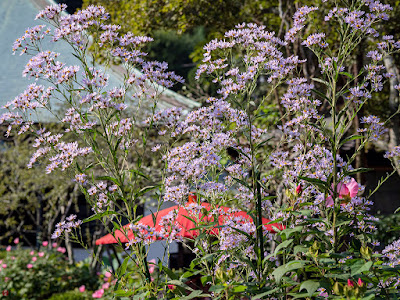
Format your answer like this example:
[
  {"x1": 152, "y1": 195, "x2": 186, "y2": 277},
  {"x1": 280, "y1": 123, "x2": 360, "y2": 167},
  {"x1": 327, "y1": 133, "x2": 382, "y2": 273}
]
[
  {"x1": 38, "y1": 252, "x2": 44, "y2": 257},
  {"x1": 347, "y1": 279, "x2": 354, "y2": 288},
  {"x1": 168, "y1": 284, "x2": 176, "y2": 290},
  {"x1": 6, "y1": 246, "x2": 11, "y2": 252},
  {"x1": 358, "y1": 278, "x2": 364, "y2": 287},
  {"x1": 295, "y1": 184, "x2": 302, "y2": 195},
  {"x1": 32, "y1": 257, "x2": 37, "y2": 262},
  {"x1": 27, "y1": 264, "x2": 33, "y2": 269},
  {"x1": 14, "y1": 238, "x2": 19, "y2": 244},
  {"x1": 79, "y1": 285, "x2": 85, "y2": 292},
  {"x1": 30, "y1": 250, "x2": 35, "y2": 255},
  {"x1": 2, "y1": 264, "x2": 7, "y2": 269},
  {"x1": 42, "y1": 241, "x2": 49, "y2": 247},
  {"x1": 52, "y1": 242, "x2": 57, "y2": 248}
]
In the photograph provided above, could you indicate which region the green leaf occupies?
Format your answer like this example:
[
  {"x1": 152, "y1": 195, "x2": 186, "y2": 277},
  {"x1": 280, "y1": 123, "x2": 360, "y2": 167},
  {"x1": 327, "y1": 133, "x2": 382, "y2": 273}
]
[
  {"x1": 232, "y1": 177, "x2": 251, "y2": 190},
  {"x1": 252, "y1": 288, "x2": 280, "y2": 299},
  {"x1": 274, "y1": 239, "x2": 294, "y2": 256},
  {"x1": 135, "y1": 185, "x2": 160, "y2": 197},
  {"x1": 293, "y1": 245, "x2": 308, "y2": 255},
  {"x1": 351, "y1": 260, "x2": 373, "y2": 276},
  {"x1": 233, "y1": 285, "x2": 247, "y2": 293},
  {"x1": 339, "y1": 71, "x2": 354, "y2": 79},
  {"x1": 298, "y1": 176, "x2": 328, "y2": 189},
  {"x1": 311, "y1": 88, "x2": 330, "y2": 102},
  {"x1": 118, "y1": 256, "x2": 130, "y2": 277},
  {"x1": 96, "y1": 175, "x2": 121, "y2": 187},
  {"x1": 181, "y1": 290, "x2": 210, "y2": 299},
  {"x1": 272, "y1": 260, "x2": 309, "y2": 282},
  {"x1": 339, "y1": 134, "x2": 364, "y2": 148},
  {"x1": 299, "y1": 280, "x2": 320, "y2": 297},
  {"x1": 208, "y1": 285, "x2": 225, "y2": 293},
  {"x1": 83, "y1": 211, "x2": 116, "y2": 223},
  {"x1": 312, "y1": 77, "x2": 330, "y2": 87},
  {"x1": 344, "y1": 168, "x2": 372, "y2": 177}
]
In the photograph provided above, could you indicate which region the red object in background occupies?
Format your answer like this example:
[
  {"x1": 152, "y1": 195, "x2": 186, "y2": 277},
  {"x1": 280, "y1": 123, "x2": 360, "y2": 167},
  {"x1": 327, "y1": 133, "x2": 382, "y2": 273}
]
[
  {"x1": 95, "y1": 194, "x2": 283, "y2": 245},
  {"x1": 2, "y1": 290, "x2": 9, "y2": 296}
]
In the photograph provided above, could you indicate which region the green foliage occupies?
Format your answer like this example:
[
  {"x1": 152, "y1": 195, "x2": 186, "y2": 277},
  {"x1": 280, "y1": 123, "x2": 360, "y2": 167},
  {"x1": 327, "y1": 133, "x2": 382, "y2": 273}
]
[
  {"x1": 0, "y1": 248, "x2": 97, "y2": 300},
  {"x1": 47, "y1": 290, "x2": 90, "y2": 300},
  {"x1": 0, "y1": 125, "x2": 79, "y2": 244}
]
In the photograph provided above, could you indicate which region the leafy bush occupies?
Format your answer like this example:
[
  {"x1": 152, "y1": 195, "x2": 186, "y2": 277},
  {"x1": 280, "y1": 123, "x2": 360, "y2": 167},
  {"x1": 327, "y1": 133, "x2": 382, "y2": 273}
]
[
  {"x1": 0, "y1": 247, "x2": 97, "y2": 300},
  {"x1": 47, "y1": 290, "x2": 90, "y2": 300}
]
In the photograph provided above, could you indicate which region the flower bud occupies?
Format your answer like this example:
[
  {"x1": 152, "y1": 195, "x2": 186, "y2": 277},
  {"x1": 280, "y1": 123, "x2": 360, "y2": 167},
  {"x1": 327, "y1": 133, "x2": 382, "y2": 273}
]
[
  {"x1": 357, "y1": 278, "x2": 364, "y2": 287},
  {"x1": 332, "y1": 282, "x2": 343, "y2": 295},
  {"x1": 347, "y1": 279, "x2": 354, "y2": 288},
  {"x1": 295, "y1": 184, "x2": 302, "y2": 195}
]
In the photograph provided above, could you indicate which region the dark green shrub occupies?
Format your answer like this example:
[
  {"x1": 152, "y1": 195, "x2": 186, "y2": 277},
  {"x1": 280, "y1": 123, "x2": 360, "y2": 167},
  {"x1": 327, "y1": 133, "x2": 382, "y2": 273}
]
[{"x1": 0, "y1": 248, "x2": 97, "y2": 300}]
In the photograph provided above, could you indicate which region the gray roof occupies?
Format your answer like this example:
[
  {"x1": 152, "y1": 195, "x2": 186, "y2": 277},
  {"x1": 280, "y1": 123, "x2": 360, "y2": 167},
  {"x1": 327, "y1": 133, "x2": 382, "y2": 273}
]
[{"x1": 0, "y1": 0, "x2": 199, "y2": 122}]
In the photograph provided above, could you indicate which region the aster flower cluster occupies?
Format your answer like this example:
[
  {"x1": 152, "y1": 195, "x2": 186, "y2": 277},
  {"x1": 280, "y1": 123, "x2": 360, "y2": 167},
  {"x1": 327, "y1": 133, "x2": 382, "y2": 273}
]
[
  {"x1": 358, "y1": 115, "x2": 387, "y2": 141},
  {"x1": 285, "y1": 6, "x2": 318, "y2": 43},
  {"x1": 51, "y1": 214, "x2": 82, "y2": 239},
  {"x1": 196, "y1": 22, "x2": 305, "y2": 89},
  {"x1": 158, "y1": 210, "x2": 183, "y2": 243},
  {"x1": 85, "y1": 181, "x2": 118, "y2": 213},
  {"x1": 125, "y1": 224, "x2": 163, "y2": 248},
  {"x1": 12, "y1": 25, "x2": 51, "y2": 55}
]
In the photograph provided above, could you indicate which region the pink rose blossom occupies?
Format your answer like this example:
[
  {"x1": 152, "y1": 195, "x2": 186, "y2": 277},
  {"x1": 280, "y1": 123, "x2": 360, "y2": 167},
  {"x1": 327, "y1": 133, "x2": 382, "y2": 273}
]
[
  {"x1": 38, "y1": 252, "x2": 44, "y2": 257},
  {"x1": 148, "y1": 259, "x2": 156, "y2": 274},
  {"x1": 2, "y1": 264, "x2": 7, "y2": 269},
  {"x1": 92, "y1": 289, "x2": 104, "y2": 298},
  {"x1": 102, "y1": 282, "x2": 110, "y2": 290},
  {"x1": 52, "y1": 242, "x2": 58, "y2": 248},
  {"x1": 104, "y1": 271, "x2": 112, "y2": 278},
  {"x1": 57, "y1": 247, "x2": 66, "y2": 253},
  {"x1": 42, "y1": 241, "x2": 49, "y2": 247},
  {"x1": 27, "y1": 264, "x2": 33, "y2": 269},
  {"x1": 14, "y1": 238, "x2": 19, "y2": 244},
  {"x1": 32, "y1": 257, "x2": 37, "y2": 262},
  {"x1": 30, "y1": 250, "x2": 35, "y2": 255},
  {"x1": 6, "y1": 246, "x2": 11, "y2": 252},
  {"x1": 79, "y1": 285, "x2": 86, "y2": 292},
  {"x1": 326, "y1": 178, "x2": 359, "y2": 207}
]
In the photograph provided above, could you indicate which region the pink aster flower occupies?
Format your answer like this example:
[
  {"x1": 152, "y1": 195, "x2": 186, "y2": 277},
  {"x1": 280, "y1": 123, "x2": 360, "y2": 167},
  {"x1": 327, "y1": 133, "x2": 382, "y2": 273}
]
[
  {"x1": 102, "y1": 282, "x2": 110, "y2": 290},
  {"x1": 104, "y1": 271, "x2": 112, "y2": 278},
  {"x1": 92, "y1": 289, "x2": 104, "y2": 298},
  {"x1": 326, "y1": 178, "x2": 359, "y2": 207},
  {"x1": 57, "y1": 247, "x2": 66, "y2": 253}
]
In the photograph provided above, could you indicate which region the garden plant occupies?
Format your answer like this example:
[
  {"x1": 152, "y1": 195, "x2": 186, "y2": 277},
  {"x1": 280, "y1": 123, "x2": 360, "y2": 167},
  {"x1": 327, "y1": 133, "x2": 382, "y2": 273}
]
[{"x1": 2, "y1": 0, "x2": 400, "y2": 299}]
